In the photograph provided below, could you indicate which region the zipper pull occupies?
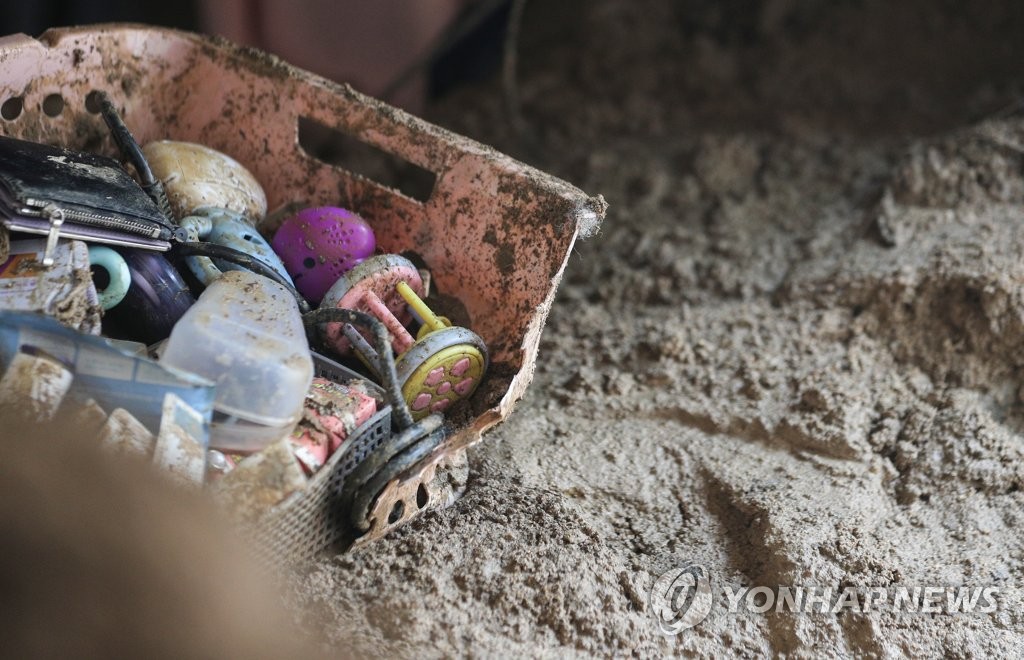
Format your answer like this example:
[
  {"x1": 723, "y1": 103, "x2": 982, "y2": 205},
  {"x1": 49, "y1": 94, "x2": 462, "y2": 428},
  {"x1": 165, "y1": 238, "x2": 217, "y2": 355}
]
[
  {"x1": 40, "y1": 204, "x2": 65, "y2": 267},
  {"x1": 170, "y1": 226, "x2": 190, "y2": 243}
]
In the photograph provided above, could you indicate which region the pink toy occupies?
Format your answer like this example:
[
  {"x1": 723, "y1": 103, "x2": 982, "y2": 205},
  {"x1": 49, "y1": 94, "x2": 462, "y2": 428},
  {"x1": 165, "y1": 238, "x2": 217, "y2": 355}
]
[
  {"x1": 321, "y1": 254, "x2": 424, "y2": 354},
  {"x1": 290, "y1": 377, "x2": 378, "y2": 474},
  {"x1": 319, "y1": 254, "x2": 488, "y2": 421},
  {"x1": 271, "y1": 206, "x2": 376, "y2": 304}
]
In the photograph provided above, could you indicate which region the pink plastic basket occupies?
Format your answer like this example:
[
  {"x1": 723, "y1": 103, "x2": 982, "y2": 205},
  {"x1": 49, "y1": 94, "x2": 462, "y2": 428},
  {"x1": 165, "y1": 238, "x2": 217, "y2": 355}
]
[{"x1": 0, "y1": 24, "x2": 605, "y2": 549}]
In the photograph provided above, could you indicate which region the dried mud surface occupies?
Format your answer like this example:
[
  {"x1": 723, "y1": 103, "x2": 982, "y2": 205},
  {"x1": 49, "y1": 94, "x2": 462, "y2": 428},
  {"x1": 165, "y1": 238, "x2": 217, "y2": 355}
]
[{"x1": 293, "y1": 1, "x2": 1024, "y2": 656}]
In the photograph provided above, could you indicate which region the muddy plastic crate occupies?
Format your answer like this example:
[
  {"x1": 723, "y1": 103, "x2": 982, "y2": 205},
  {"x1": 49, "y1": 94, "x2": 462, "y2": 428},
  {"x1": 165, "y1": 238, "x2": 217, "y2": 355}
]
[
  {"x1": 248, "y1": 353, "x2": 393, "y2": 564},
  {"x1": 0, "y1": 25, "x2": 606, "y2": 551}
]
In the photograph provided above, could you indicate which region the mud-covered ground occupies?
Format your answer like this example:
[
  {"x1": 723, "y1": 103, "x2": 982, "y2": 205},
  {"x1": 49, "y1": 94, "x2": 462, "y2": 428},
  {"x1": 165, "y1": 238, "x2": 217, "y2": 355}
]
[{"x1": 292, "y1": 1, "x2": 1024, "y2": 655}]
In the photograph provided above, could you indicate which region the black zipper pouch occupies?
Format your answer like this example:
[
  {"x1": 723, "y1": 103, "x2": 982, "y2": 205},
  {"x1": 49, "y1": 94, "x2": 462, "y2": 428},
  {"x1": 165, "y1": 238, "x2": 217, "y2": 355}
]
[{"x1": 0, "y1": 135, "x2": 174, "y2": 264}]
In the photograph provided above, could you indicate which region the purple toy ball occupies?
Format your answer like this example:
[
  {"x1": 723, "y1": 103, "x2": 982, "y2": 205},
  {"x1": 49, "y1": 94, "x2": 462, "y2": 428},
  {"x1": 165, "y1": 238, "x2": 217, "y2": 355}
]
[{"x1": 271, "y1": 206, "x2": 376, "y2": 304}]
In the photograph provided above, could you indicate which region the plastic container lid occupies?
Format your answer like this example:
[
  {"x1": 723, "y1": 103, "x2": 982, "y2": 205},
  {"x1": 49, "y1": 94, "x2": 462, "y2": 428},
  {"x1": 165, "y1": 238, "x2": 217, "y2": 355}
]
[{"x1": 161, "y1": 270, "x2": 313, "y2": 451}]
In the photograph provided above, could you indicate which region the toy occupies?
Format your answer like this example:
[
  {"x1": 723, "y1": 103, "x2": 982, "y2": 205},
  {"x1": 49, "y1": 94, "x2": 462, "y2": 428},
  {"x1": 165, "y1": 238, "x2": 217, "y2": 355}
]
[
  {"x1": 321, "y1": 254, "x2": 423, "y2": 353},
  {"x1": 178, "y1": 207, "x2": 292, "y2": 286},
  {"x1": 320, "y1": 254, "x2": 488, "y2": 419},
  {"x1": 87, "y1": 245, "x2": 131, "y2": 310},
  {"x1": 143, "y1": 140, "x2": 268, "y2": 221},
  {"x1": 300, "y1": 304, "x2": 448, "y2": 537},
  {"x1": 271, "y1": 206, "x2": 376, "y2": 304},
  {"x1": 289, "y1": 377, "x2": 378, "y2": 474},
  {"x1": 391, "y1": 282, "x2": 487, "y2": 416},
  {"x1": 101, "y1": 249, "x2": 195, "y2": 345},
  {"x1": 161, "y1": 270, "x2": 313, "y2": 452}
]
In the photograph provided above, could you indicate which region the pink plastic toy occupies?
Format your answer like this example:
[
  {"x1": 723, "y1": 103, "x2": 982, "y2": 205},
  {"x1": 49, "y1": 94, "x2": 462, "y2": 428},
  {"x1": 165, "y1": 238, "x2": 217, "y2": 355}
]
[
  {"x1": 290, "y1": 377, "x2": 378, "y2": 474},
  {"x1": 271, "y1": 207, "x2": 376, "y2": 304},
  {"x1": 321, "y1": 254, "x2": 424, "y2": 354},
  {"x1": 320, "y1": 254, "x2": 487, "y2": 420}
]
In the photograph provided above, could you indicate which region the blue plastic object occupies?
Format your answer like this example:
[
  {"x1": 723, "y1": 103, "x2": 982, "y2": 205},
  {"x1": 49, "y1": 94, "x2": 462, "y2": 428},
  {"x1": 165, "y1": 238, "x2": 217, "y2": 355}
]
[
  {"x1": 87, "y1": 245, "x2": 131, "y2": 310},
  {"x1": 178, "y1": 206, "x2": 293, "y2": 286}
]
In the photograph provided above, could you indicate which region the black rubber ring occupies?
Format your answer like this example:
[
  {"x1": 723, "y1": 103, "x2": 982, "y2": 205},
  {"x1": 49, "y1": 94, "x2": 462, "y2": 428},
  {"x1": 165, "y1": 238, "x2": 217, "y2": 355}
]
[{"x1": 340, "y1": 414, "x2": 443, "y2": 502}]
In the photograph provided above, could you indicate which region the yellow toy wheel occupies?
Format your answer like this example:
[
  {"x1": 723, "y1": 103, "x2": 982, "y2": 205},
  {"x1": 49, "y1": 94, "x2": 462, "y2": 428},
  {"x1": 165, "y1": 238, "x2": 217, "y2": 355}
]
[{"x1": 395, "y1": 327, "x2": 488, "y2": 420}]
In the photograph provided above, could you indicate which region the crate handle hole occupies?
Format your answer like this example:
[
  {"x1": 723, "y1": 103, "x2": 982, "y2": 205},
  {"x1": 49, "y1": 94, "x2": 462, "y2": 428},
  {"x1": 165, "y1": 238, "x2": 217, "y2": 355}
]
[
  {"x1": 388, "y1": 500, "x2": 405, "y2": 524},
  {"x1": 298, "y1": 116, "x2": 436, "y2": 203},
  {"x1": 416, "y1": 483, "x2": 429, "y2": 509},
  {"x1": 42, "y1": 94, "x2": 64, "y2": 117},
  {"x1": 1, "y1": 96, "x2": 23, "y2": 121},
  {"x1": 84, "y1": 90, "x2": 104, "y2": 114}
]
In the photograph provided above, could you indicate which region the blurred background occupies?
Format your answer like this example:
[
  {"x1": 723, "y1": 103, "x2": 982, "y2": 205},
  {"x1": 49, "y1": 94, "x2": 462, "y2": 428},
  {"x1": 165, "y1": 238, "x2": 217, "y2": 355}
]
[
  {"x1": 1, "y1": 0, "x2": 1022, "y2": 148},
  {"x1": 0, "y1": 0, "x2": 1020, "y2": 148},
  {"x1": 0, "y1": 0, "x2": 510, "y2": 112}
]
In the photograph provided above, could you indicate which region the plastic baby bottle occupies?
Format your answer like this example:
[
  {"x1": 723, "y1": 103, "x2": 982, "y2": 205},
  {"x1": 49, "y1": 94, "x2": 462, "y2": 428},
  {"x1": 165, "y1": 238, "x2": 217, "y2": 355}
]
[{"x1": 161, "y1": 270, "x2": 313, "y2": 452}]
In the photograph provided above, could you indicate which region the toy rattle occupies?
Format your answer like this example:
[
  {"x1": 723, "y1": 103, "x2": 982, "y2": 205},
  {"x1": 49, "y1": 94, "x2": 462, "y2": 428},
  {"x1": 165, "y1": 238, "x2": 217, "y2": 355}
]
[
  {"x1": 271, "y1": 206, "x2": 376, "y2": 305},
  {"x1": 143, "y1": 140, "x2": 268, "y2": 221},
  {"x1": 319, "y1": 254, "x2": 487, "y2": 420},
  {"x1": 177, "y1": 207, "x2": 292, "y2": 286},
  {"x1": 98, "y1": 248, "x2": 196, "y2": 344}
]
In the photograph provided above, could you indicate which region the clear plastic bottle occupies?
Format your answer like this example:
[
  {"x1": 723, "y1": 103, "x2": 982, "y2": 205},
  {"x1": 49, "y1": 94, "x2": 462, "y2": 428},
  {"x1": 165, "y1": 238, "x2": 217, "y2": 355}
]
[{"x1": 161, "y1": 270, "x2": 313, "y2": 451}]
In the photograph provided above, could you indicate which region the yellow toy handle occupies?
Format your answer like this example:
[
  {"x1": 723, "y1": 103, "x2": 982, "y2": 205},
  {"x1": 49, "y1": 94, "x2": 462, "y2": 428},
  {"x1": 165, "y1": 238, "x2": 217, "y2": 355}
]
[{"x1": 397, "y1": 281, "x2": 449, "y2": 335}]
